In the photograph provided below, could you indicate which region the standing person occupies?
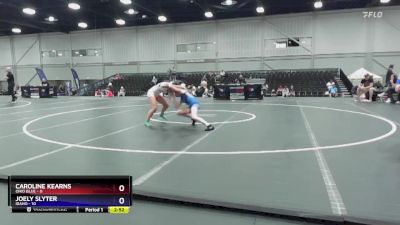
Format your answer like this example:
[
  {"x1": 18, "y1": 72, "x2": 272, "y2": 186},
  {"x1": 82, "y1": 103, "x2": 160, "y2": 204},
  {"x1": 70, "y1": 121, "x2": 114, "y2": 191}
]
[
  {"x1": 384, "y1": 73, "x2": 399, "y2": 104},
  {"x1": 145, "y1": 81, "x2": 172, "y2": 127},
  {"x1": 385, "y1": 65, "x2": 394, "y2": 87},
  {"x1": 4, "y1": 68, "x2": 17, "y2": 102},
  {"x1": 169, "y1": 83, "x2": 215, "y2": 131}
]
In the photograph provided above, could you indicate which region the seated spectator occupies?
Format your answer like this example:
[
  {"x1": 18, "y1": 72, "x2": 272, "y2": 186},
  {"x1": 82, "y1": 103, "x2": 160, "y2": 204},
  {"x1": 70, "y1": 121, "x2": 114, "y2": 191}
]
[
  {"x1": 262, "y1": 83, "x2": 268, "y2": 96},
  {"x1": 383, "y1": 73, "x2": 400, "y2": 104},
  {"x1": 106, "y1": 89, "x2": 114, "y2": 97},
  {"x1": 277, "y1": 85, "x2": 284, "y2": 96},
  {"x1": 326, "y1": 80, "x2": 334, "y2": 94},
  {"x1": 289, "y1": 85, "x2": 295, "y2": 97},
  {"x1": 118, "y1": 86, "x2": 126, "y2": 97},
  {"x1": 355, "y1": 74, "x2": 375, "y2": 102},
  {"x1": 95, "y1": 89, "x2": 101, "y2": 97},
  {"x1": 271, "y1": 89, "x2": 276, "y2": 96},
  {"x1": 151, "y1": 76, "x2": 157, "y2": 85},
  {"x1": 330, "y1": 86, "x2": 338, "y2": 98},
  {"x1": 282, "y1": 86, "x2": 289, "y2": 98},
  {"x1": 396, "y1": 80, "x2": 400, "y2": 104}
]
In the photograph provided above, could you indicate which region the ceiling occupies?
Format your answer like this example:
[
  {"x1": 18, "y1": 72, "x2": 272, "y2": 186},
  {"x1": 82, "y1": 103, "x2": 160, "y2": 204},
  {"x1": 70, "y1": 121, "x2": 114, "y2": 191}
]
[{"x1": 0, "y1": 0, "x2": 399, "y2": 36}]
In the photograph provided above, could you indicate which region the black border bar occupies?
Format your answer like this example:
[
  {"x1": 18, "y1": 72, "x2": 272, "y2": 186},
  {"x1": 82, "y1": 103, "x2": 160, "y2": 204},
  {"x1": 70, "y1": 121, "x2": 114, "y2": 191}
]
[{"x1": 132, "y1": 190, "x2": 400, "y2": 225}]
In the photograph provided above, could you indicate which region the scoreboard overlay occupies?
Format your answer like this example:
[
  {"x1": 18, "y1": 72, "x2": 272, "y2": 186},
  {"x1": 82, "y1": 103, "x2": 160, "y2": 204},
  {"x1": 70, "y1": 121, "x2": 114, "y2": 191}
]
[{"x1": 8, "y1": 176, "x2": 132, "y2": 214}]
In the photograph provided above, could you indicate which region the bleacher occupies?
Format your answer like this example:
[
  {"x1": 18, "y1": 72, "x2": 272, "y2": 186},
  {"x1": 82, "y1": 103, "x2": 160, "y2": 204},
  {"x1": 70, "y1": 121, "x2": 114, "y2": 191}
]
[{"x1": 78, "y1": 68, "x2": 353, "y2": 97}]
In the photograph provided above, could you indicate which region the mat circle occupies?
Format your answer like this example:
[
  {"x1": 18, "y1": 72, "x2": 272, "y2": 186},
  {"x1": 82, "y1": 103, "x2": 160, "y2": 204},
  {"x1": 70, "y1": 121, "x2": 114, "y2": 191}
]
[
  {"x1": 151, "y1": 110, "x2": 256, "y2": 125},
  {"x1": 22, "y1": 103, "x2": 397, "y2": 155}
]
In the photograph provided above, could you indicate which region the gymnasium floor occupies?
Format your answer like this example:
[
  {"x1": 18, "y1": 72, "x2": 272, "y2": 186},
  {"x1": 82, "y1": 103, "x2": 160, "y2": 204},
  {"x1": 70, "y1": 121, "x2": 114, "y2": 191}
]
[{"x1": 0, "y1": 96, "x2": 399, "y2": 225}]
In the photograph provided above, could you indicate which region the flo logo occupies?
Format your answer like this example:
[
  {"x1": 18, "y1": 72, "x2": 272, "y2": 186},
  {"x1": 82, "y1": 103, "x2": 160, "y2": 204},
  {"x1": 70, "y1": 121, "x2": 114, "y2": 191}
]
[{"x1": 363, "y1": 11, "x2": 383, "y2": 18}]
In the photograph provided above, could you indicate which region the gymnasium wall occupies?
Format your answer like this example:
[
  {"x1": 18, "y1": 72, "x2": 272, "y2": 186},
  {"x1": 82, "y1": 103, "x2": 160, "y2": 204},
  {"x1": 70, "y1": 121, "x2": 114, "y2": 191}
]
[{"x1": 1, "y1": 6, "x2": 399, "y2": 85}]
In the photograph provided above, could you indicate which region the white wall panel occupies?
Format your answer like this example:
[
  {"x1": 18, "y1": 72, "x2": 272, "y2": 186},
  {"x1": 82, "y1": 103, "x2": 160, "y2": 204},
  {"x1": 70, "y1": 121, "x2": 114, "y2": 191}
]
[
  {"x1": 139, "y1": 63, "x2": 174, "y2": 73},
  {"x1": 176, "y1": 23, "x2": 216, "y2": 44},
  {"x1": 314, "y1": 56, "x2": 364, "y2": 75},
  {"x1": 105, "y1": 65, "x2": 138, "y2": 75},
  {"x1": 16, "y1": 67, "x2": 40, "y2": 85},
  {"x1": 176, "y1": 62, "x2": 215, "y2": 72},
  {"x1": 219, "y1": 60, "x2": 262, "y2": 71},
  {"x1": 263, "y1": 58, "x2": 312, "y2": 70},
  {"x1": 137, "y1": 27, "x2": 175, "y2": 61},
  {"x1": 40, "y1": 34, "x2": 70, "y2": 51},
  {"x1": 217, "y1": 19, "x2": 263, "y2": 58},
  {"x1": 42, "y1": 66, "x2": 72, "y2": 81},
  {"x1": 373, "y1": 10, "x2": 400, "y2": 52},
  {"x1": 13, "y1": 35, "x2": 40, "y2": 65},
  {"x1": 314, "y1": 12, "x2": 368, "y2": 54},
  {"x1": 0, "y1": 38, "x2": 12, "y2": 66},
  {"x1": 264, "y1": 16, "x2": 312, "y2": 39},
  {"x1": 103, "y1": 29, "x2": 137, "y2": 63},
  {"x1": 73, "y1": 66, "x2": 103, "y2": 80},
  {"x1": 371, "y1": 55, "x2": 400, "y2": 75},
  {"x1": 71, "y1": 32, "x2": 101, "y2": 49}
]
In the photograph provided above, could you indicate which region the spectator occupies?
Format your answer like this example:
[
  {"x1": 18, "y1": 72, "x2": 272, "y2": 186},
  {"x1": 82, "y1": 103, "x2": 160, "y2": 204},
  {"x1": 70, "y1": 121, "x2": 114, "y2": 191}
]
[
  {"x1": 220, "y1": 70, "x2": 226, "y2": 77},
  {"x1": 151, "y1": 76, "x2": 157, "y2": 85},
  {"x1": 282, "y1": 86, "x2": 289, "y2": 98},
  {"x1": 277, "y1": 85, "x2": 284, "y2": 96},
  {"x1": 326, "y1": 80, "x2": 334, "y2": 95},
  {"x1": 200, "y1": 79, "x2": 209, "y2": 98},
  {"x1": 4, "y1": 67, "x2": 17, "y2": 102},
  {"x1": 95, "y1": 89, "x2": 102, "y2": 97},
  {"x1": 262, "y1": 82, "x2": 268, "y2": 96},
  {"x1": 395, "y1": 79, "x2": 400, "y2": 104},
  {"x1": 384, "y1": 73, "x2": 399, "y2": 104},
  {"x1": 289, "y1": 85, "x2": 295, "y2": 97},
  {"x1": 355, "y1": 74, "x2": 375, "y2": 102},
  {"x1": 118, "y1": 86, "x2": 126, "y2": 97},
  {"x1": 271, "y1": 89, "x2": 276, "y2": 96},
  {"x1": 330, "y1": 85, "x2": 338, "y2": 98},
  {"x1": 385, "y1": 64, "x2": 394, "y2": 87},
  {"x1": 192, "y1": 85, "x2": 197, "y2": 95}
]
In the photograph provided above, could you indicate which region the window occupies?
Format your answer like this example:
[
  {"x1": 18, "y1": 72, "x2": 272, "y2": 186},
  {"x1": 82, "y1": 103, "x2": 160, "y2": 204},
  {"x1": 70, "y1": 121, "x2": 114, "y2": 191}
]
[
  {"x1": 72, "y1": 49, "x2": 102, "y2": 57},
  {"x1": 41, "y1": 50, "x2": 67, "y2": 58},
  {"x1": 275, "y1": 41, "x2": 287, "y2": 49},
  {"x1": 177, "y1": 43, "x2": 214, "y2": 53}
]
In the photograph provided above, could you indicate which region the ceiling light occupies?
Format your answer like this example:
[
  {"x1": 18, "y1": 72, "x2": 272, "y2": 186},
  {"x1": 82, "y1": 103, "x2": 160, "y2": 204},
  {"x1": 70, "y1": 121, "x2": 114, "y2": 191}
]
[
  {"x1": 205, "y1": 11, "x2": 213, "y2": 18},
  {"x1": 78, "y1": 22, "x2": 88, "y2": 28},
  {"x1": 221, "y1": 0, "x2": 237, "y2": 6},
  {"x1": 22, "y1": 8, "x2": 36, "y2": 15},
  {"x1": 142, "y1": 15, "x2": 147, "y2": 19},
  {"x1": 68, "y1": 2, "x2": 80, "y2": 10},
  {"x1": 125, "y1": 8, "x2": 138, "y2": 15},
  {"x1": 158, "y1": 15, "x2": 167, "y2": 22},
  {"x1": 45, "y1": 16, "x2": 58, "y2": 22},
  {"x1": 380, "y1": 0, "x2": 390, "y2": 3},
  {"x1": 120, "y1": 0, "x2": 132, "y2": 5},
  {"x1": 58, "y1": 53, "x2": 63, "y2": 56},
  {"x1": 256, "y1": 6, "x2": 265, "y2": 13},
  {"x1": 12, "y1": 28, "x2": 22, "y2": 34},
  {"x1": 115, "y1": 19, "x2": 126, "y2": 25},
  {"x1": 314, "y1": 1, "x2": 323, "y2": 8},
  {"x1": 75, "y1": 51, "x2": 79, "y2": 54}
]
